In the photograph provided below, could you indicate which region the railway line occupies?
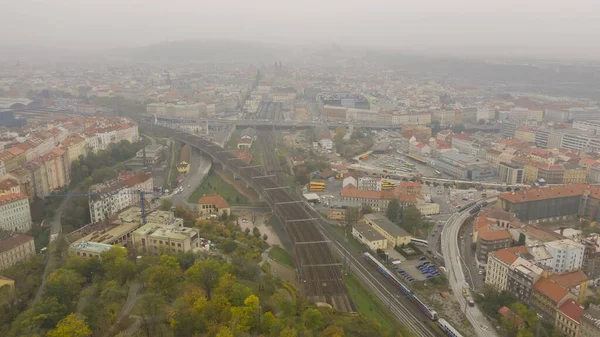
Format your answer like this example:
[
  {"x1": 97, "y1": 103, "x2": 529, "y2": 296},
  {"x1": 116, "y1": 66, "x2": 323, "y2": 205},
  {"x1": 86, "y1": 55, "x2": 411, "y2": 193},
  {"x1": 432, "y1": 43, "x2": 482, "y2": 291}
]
[{"x1": 144, "y1": 121, "x2": 443, "y2": 336}]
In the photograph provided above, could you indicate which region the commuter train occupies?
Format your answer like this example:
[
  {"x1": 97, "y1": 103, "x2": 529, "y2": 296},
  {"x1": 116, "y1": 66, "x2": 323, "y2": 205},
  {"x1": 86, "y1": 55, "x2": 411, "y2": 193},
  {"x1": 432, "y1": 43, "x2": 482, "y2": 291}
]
[
  {"x1": 457, "y1": 201, "x2": 476, "y2": 213},
  {"x1": 363, "y1": 252, "x2": 438, "y2": 320},
  {"x1": 363, "y1": 252, "x2": 464, "y2": 337}
]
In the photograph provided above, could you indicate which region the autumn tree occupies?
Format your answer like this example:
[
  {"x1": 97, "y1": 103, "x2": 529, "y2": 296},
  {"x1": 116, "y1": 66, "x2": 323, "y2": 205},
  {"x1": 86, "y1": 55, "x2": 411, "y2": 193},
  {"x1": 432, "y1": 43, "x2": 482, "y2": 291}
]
[
  {"x1": 145, "y1": 255, "x2": 183, "y2": 297},
  {"x1": 303, "y1": 307, "x2": 324, "y2": 332},
  {"x1": 45, "y1": 268, "x2": 85, "y2": 307},
  {"x1": 160, "y1": 198, "x2": 173, "y2": 211},
  {"x1": 321, "y1": 324, "x2": 345, "y2": 337},
  {"x1": 46, "y1": 313, "x2": 92, "y2": 337},
  {"x1": 141, "y1": 292, "x2": 167, "y2": 337},
  {"x1": 185, "y1": 259, "x2": 225, "y2": 300}
]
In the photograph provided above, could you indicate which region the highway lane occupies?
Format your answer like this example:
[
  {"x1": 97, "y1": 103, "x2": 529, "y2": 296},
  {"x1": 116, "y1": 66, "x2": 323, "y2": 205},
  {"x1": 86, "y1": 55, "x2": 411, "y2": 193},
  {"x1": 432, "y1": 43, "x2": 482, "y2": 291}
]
[{"x1": 441, "y1": 206, "x2": 498, "y2": 337}]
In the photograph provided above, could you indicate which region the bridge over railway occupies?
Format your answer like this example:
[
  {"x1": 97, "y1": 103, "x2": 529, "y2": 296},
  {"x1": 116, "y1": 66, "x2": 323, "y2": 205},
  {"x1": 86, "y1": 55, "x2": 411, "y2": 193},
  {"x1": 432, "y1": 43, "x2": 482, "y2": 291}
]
[{"x1": 142, "y1": 121, "x2": 354, "y2": 312}]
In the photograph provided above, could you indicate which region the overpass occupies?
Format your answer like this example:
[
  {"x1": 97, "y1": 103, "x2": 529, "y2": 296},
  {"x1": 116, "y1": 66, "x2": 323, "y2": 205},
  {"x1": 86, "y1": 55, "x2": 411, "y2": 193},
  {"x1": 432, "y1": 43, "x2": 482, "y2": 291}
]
[
  {"x1": 141, "y1": 121, "x2": 354, "y2": 312},
  {"x1": 143, "y1": 115, "x2": 401, "y2": 130}
]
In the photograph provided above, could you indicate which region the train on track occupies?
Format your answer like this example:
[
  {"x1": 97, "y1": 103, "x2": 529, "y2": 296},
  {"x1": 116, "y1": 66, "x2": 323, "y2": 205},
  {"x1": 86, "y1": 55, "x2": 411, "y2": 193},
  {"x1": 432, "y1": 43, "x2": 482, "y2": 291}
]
[{"x1": 363, "y1": 252, "x2": 464, "y2": 337}]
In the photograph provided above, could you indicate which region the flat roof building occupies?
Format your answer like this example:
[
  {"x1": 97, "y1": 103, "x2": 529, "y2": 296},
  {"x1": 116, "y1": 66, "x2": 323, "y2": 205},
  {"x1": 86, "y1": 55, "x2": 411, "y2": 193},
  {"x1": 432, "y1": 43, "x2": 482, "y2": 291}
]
[
  {"x1": 69, "y1": 241, "x2": 115, "y2": 258},
  {"x1": 132, "y1": 224, "x2": 201, "y2": 255},
  {"x1": 0, "y1": 234, "x2": 35, "y2": 270},
  {"x1": 352, "y1": 223, "x2": 388, "y2": 251},
  {"x1": 362, "y1": 213, "x2": 411, "y2": 247}
]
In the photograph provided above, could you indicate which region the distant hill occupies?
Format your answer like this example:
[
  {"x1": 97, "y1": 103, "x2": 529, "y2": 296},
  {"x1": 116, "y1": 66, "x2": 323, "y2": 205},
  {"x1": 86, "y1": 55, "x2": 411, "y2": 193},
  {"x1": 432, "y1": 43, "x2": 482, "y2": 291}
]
[{"x1": 121, "y1": 40, "x2": 279, "y2": 63}]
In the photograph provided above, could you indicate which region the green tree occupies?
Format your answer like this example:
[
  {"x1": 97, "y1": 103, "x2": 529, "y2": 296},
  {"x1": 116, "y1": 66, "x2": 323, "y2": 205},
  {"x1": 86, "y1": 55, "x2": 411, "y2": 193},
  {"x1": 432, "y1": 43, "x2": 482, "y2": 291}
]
[
  {"x1": 344, "y1": 207, "x2": 360, "y2": 227},
  {"x1": 46, "y1": 313, "x2": 92, "y2": 337},
  {"x1": 321, "y1": 325, "x2": 345, "y2": 337},
  {"x1": 141, "y1": 293, "x2": 167, "y2": 337},
  {"x1": 146, "y1": 257, "x2": 183, "y2": 297},
  {"x1": 185, "y1": 259, "x2": 225, "y2": 300},
  {"x1": 334, "y1": 126, "x2": 345, "y2": 142},
  {"x1": 160, "y1": 198, "x2": 173, "y2": 211},
  {"x1": 451, "y1": 123, "x2": 465, "y2": 134},
  {"x1": 262, "y1": 233, "x2": 268, "y2": 241},
  {"x1": 361, "y1": 205, "x2": 374, "y2": 215},
  {"x1": 478, "y1": 119, "x2": 486, "y2": 125},
  {"x1": 252, "y1": 227, "x2": 261, "y2": 238},
  {"x1": 45, "y1": 268, "x2": 85, "y2": 307},
  {"x1": 302, "y1": 307, "x2": 324, "y2": 331},
  {"x1": 386, "y1": 199, "x2": 401, "y2": 223}
]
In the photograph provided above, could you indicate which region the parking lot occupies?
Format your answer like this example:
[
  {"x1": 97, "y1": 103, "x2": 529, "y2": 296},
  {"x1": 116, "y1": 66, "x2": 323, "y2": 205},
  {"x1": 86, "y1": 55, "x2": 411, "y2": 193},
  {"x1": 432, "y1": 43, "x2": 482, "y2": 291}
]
[{"x1": 392, "y1": 256, "x2": 442, "y2": 283}]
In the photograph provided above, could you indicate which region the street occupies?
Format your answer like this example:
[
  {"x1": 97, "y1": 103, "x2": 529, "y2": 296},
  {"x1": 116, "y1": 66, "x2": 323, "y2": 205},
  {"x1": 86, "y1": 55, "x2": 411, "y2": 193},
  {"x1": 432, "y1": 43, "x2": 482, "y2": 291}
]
[
  {"x1": 441, "y1": 204, "x2": 498, "y2": 337},
  {"x1": 169, "y1": 151, "x2": 212, "y2": 208}
]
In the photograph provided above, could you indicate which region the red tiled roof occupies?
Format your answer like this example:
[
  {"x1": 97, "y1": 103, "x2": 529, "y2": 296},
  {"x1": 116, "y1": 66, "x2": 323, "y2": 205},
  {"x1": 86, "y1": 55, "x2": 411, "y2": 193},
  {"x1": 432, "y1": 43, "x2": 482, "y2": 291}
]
[
  {"x1": 499, "y1": 184, "x2": 595, "y2": 204},
  {"x1": 491, "y1": 246, "x2": 528, "y2": 265},
  {"x1": 0, "y1": 234, "x2": 33, "y2": 253},
  {"x1": 548, "y1": 270, "x2": 588, "y2": 289},
  {"x1": 558, "y1": 299, "x2": 584, "y2": 323},
  {"x1": 231, "y1": 151, "x2": 251, "y2": 164},
  {"x1": 498, "y1": 306, "x2": 524, "y2": 326},
  {"x1": 198, "y1": 194, "x2": 230, "y2": 209},
  {"x1": 0, "y1": 193, "x2": 27, "y2": 206},
  {"x1": 533, "y1": 278, "x2": 570, "y2": 303}
]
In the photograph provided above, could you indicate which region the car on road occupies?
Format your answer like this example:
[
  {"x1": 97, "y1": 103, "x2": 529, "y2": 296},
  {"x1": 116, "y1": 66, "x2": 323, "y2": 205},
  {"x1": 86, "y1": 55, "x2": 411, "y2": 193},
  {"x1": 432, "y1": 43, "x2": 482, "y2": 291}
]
[{"x1": 478, "y1": 270, "x2": 484, "y2": 275}]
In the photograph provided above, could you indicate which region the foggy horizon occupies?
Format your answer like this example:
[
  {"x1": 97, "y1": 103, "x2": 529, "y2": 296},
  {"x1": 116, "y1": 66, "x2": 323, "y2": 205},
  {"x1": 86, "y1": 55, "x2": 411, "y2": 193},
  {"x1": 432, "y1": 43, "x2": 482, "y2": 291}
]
[{"x1": 2, "y1": 0, "x2": 600, "y2": 61}]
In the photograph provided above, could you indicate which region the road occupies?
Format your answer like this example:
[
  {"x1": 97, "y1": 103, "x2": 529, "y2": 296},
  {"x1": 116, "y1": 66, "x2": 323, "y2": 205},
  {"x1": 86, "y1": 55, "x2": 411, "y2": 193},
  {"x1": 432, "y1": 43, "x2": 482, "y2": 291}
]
[
  {"x1": 33, "y1": 194, "x2": 72, "y2": 304},
  {"x1": 441, "y1": 205, "x2": 498, "y2": 337},
  {"x1": 170, "y1": 152, "x2": 212, "y2": 208}
]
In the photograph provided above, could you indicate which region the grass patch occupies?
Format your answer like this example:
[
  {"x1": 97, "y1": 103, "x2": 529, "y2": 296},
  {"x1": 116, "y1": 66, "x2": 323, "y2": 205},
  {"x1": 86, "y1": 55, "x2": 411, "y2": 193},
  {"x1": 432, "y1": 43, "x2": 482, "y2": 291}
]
[
  {"x1": 344, "y1": 272, "x2": 414, "y2": 337},
  {"x1": 332, "y1": 225, "x2": 366, "y2": 252},
  {"x1": 187, "y1": 170, "x2": 248, "y2": 205},
  {"x1": 268, "y1": 246, "x2": 294, "y2": 269},
  {"x1": 250, "y1": 139, "x2": 264, "y2": 167}
]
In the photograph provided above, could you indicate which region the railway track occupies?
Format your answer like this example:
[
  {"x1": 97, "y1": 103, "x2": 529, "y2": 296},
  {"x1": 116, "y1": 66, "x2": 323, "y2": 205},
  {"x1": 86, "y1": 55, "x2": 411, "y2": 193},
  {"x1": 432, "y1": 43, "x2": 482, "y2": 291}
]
[{"x1": 144, "y1": 122, "x2": 442, "y2": 336}]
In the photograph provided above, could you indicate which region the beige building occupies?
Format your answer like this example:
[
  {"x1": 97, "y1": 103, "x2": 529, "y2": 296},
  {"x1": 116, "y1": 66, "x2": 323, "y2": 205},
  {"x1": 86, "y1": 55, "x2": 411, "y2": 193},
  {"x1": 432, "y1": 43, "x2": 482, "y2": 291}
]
[
  {"x1": 327, "y1": 209, "x2": 346, "y2": 221},
  {"x1": 415, "y1": 203, "x2": 440, "y2": 215},
  {"x1": 352, "y1": 223, "x2": 388, "y2": 250},
  {"x1": 60, "y1": 135, "x2": 87, "y2": 176},
  {"x1": 0, "y1": 235, "x2": 35, "y2": 270},
  {"x1": 362, "y1": 213, "x2": 412, "y2": 247},
  {"x1": 132, "y1": 224, "x2": 201, "y2": 255},
  {"x1": 485, "y1": 246, "x2": 528, "y2": 291},
  {"x1": 555, "y1": 299, "x2": 584, "y2": 337},
  {"x1": 197, "y1": 194, "x2": 231, "y2": 217},
  {"x1": 0, "y1": 193, "x2": 32, "y2": 233}
]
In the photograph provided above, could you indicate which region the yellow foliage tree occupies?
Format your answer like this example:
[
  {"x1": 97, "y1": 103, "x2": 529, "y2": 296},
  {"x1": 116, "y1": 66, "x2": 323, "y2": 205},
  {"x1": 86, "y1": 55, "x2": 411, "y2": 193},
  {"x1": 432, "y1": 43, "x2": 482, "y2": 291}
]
[
  {"x1": 216, "y1": 326, "x2": 234, "y2": 337},
  {"x1": 46, "y1": 313, "x2": 92, "y2": 337},
  {"x1": 321, "y1": 325, "x2": 345, "y2": 337}
]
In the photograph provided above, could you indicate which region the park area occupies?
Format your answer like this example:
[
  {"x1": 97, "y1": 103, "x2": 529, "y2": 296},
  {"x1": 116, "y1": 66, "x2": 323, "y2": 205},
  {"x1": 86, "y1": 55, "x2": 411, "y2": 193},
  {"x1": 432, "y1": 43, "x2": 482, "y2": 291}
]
[{"x1": 187, "y1": 170, "x2": 248, "y2": 205}]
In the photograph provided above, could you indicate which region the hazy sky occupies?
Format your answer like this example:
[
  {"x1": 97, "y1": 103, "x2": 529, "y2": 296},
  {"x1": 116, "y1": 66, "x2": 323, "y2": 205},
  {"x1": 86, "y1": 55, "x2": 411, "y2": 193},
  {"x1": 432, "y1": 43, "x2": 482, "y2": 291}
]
[{"x1": 2, "y1": 0, "x2": 600, "y2": 58}]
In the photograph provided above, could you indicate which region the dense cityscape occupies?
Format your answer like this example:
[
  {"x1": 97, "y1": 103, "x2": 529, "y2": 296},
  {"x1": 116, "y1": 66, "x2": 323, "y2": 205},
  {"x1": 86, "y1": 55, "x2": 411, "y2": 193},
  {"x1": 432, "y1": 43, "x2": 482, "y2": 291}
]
[{"x1": 2, "y1": 17, "x2": 600, "y2": 337}]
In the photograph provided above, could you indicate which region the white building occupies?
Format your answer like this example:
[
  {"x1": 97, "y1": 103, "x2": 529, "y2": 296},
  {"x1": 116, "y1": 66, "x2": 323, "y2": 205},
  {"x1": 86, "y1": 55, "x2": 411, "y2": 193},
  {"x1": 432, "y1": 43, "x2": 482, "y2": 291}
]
[
  {"x1": 342, "y1": 176, "x2": 357, "y2": 188},
  {"x1": 318, "y1": 138, "x2": 333, "y2": 150},
  {"x1": 89, "y1": 172, "x2": 153, "y2": 224},
  {"x1": 351, "y1": 223, "x2": 388, "y2": 251},
  {"x1": 542, "y1": 240, "x2": 585, "y2": 273},
  {"x1": 357, "y1": 177, "x2": 381, "y2": 191},
  {"x1": 0, "y1": 194, "x2": 32, "y2": 233}
]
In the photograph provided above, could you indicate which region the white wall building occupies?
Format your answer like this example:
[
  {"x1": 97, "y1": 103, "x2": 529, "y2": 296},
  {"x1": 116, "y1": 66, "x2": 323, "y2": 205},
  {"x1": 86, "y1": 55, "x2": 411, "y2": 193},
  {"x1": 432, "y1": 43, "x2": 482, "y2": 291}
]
[
  {"x1": 318, "y1": 138, "x2": 333, "y2": 150},
  {"x1": 0, "y1": 194, "x2": 32, "y2": 233},
  {"x1": 542, "y1": 240, "x2": 585, "y2": 273},
  {"x1": 357, "y1": 177, "x2": 381, "y2": 191}
]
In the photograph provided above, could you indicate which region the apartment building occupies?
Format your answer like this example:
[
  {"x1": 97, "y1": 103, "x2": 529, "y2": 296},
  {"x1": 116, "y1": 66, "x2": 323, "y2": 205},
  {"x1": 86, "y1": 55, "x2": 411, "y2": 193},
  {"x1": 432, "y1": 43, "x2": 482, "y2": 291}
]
[
  {"x1": 531, "y1": 277, "x2": 577, "y2": 321},
  {"x1": 0, "y1": 194, "x2": 32, "y2": 233},
  {"x1": 507, "y1": 258, "x2": 544, "y2": 305},
  {"x1": 580, "y1": 304, "x2": 600, "y2": 337},
  {"x1": 485, "y1": 246, "x2": 528, "y2": 291},
  {"x1": 132, "y1": 224, "x2": 201, "y2": 255},
  {"x1": 0, "y1": 178, "x2": 20, "y2": 195},
  {"x1": 59, "y1": 135, "x2": 87, "y2": 175},
  {"x1": 555, "y1": 299, "x2": 585, "y2": 337},
  {"x1": 498, "y1": 162, "x2": 524, "y2": 185},
  {"x1": 340, "y1": 184, "x2": 418, "y2": 211},
  {"x1": 541, "y1": 240, "x2": 585, "y2": 273},
  {"x1": 89, "y1": 172, "x2": 153, "y2": 223},
  {"x1": 549, "y1": 270, "x2": 589, "y2": 305},
  {"x1": 362, "y1": 213, "x2": 411, "y2": 247},
  {"x1": 473, "y1": 214, "x2": 512, "y2": 263},
  {"x1": 357, "y1": 177, "x2": 381, "y2": 191},
  {"x1": 0, "y1": 234, "x2": 35, "y2": 269}
]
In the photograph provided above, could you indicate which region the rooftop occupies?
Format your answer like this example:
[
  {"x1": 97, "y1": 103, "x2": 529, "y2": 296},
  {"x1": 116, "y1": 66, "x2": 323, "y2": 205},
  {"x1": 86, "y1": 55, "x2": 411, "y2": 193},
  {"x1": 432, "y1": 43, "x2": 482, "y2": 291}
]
[
  {"x1": 364, "y1": 213, "x2": 411, "y2": 238},
  {"x1": 558, "y1": 299, "x2": 585, "y2": 323},
  {"x1": 0, "y1": 234, "x2": 33, "y2": 253},
  {"x1": 133, "y1": 224, "x2": 198, "y2": 241},
  {"x1": 581, "y1": 304, "x2": 600, "y2": 330},
  {"x1": 499, "y1": 184, "x2": 595, "y2": 204},
  {"x1": 197, "y1": 194, "x2": 230, "y2": 209},
  {"x1": 548, "y1": 270, "x2": 588, "y2": 289},
  {"x1": 69, "y1": 241, "x2": 115, "y2": 254},
  {"x1": 0, "y1": 193, "x2": 28, "y2": 205},
  {"x1": 498, "y1": 306, "x2": 524, "y2": 326},
  {"x1": 353, "y1": 223, "x2": 386, "y2": 242},
  {"x1": 492, "y1": 246, "x2": 529, "y2": 265},
  {"x1": 533, "y1": 277, "x2": 570, "y2": 303}
]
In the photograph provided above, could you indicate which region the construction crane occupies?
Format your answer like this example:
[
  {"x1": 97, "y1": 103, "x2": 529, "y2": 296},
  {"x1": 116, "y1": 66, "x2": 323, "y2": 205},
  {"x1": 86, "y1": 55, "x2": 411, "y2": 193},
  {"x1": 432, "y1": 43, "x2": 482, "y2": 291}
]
[{"x1": 41, "y1": 189, "x2": 164, "y2": 226}]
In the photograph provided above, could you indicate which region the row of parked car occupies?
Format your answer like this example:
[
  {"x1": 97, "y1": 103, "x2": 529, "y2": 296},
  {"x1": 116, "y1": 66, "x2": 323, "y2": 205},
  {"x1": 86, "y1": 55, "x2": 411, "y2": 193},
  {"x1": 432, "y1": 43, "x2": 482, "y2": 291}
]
[
  {"x1": 393, "y1": 265, "x2": 414, "y2": 283},
  {"x1": 417, "y1": 257, "x2": 441, "y2": 279}
]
